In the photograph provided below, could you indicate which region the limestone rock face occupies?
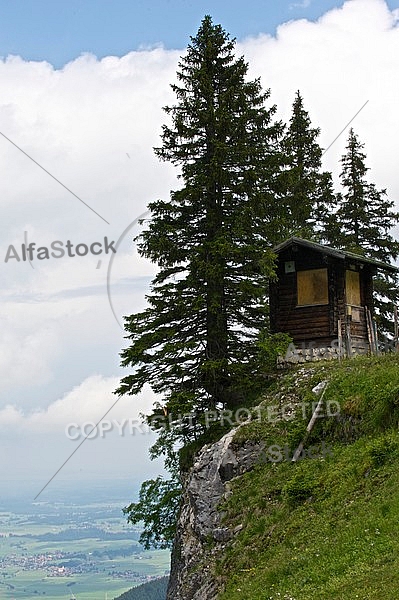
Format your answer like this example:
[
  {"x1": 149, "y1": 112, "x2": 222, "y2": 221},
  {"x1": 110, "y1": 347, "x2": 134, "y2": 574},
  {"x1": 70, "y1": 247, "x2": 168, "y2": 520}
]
[{"x1": 167, "y1": 429, "x2": 263, "y2": 600}]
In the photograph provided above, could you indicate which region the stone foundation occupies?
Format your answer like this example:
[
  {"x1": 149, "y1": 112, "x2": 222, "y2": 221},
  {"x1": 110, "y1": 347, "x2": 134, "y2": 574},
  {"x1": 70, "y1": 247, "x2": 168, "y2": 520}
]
[{"x1": 278, "y1": 342, "x2": 369, "y2": 368}]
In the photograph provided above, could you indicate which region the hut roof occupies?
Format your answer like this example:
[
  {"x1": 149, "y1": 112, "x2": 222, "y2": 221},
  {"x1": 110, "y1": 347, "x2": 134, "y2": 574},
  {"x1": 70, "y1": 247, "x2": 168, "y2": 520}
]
[{"x1": 273, "y1": 237, "x2": 399, "y2": 274}]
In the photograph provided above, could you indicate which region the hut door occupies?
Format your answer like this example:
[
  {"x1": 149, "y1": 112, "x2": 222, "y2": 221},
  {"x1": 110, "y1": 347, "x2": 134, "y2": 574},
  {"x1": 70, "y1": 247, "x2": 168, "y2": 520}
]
[{"x1": 346, "y1": 270, "x2": 361, "y2": 307}]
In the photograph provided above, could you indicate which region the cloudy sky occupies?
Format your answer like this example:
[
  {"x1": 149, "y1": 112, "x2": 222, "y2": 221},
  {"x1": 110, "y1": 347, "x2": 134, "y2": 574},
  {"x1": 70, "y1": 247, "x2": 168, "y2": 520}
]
[{"x1": 1, "y1": 0, "x2": 399, "y2": 500}]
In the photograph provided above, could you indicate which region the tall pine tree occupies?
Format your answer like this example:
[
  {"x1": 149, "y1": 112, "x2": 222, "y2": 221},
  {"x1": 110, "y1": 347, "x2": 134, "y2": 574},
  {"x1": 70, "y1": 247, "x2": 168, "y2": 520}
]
[
  {"x1": 334, "y1": 128, "x2": 399, "y2": 335},
  {"x1": 277, "y1": 90, "x2": 336, "y2": 242},
  {"x1": 117, "y1": 16, "x2": 284, "y2": 440},
  {"x1": 117, "y1": 15, "x2": 286, "y2": 549}
]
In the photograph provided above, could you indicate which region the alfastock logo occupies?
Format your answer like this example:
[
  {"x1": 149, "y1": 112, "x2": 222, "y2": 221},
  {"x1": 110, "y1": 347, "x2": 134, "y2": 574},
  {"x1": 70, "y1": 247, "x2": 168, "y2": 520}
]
[{"x1": 4, "y1": 236, "x2": 116, "y2": 263}]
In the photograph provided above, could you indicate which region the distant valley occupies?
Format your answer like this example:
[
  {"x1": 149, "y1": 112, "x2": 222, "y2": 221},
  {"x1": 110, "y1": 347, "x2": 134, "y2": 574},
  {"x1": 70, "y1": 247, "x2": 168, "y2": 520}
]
[{"x1": 0, "y1": 482, "x2": 169, "y2": 599}]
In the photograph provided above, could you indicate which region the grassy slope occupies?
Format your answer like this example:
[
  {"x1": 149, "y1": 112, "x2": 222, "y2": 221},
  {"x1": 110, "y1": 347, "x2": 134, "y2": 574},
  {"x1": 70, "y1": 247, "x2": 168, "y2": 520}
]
[{"x1": 217, "y1": 354, "x2": 399, "y2": 600}]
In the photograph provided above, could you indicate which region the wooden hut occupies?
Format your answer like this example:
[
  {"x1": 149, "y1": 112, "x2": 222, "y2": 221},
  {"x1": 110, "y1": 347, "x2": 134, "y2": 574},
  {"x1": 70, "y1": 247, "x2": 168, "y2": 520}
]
[{"x1": 270, "y1": 237, "x2": 398, "y2": 358}]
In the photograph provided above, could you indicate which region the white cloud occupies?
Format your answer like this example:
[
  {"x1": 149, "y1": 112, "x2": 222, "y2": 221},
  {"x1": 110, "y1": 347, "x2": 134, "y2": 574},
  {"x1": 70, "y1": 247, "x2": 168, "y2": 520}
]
[
  {"x1": 1, "y1": 0, "x2": 399, "y2": 484},
  {"x1": 0, "y1": 374, "x2": 156, "y2": 432},
  {"x1": 0, "y1": 404, "x2": 24, "y2": 426},
  {"x1": 0, "y1": 376, "x2": 164, "y2": 490},
  {"x1": 0, "y1": 304, "x2": 61, "y2": 392},
  {"x1": 0, "y1": 47, "x2": 180, "y2": 241},
  {"x1": 290, "y1": 0, "x2": 312, "y2": 9},
  {"x1": 240, "y1": 0, "x2": 399, "y2": 193}
]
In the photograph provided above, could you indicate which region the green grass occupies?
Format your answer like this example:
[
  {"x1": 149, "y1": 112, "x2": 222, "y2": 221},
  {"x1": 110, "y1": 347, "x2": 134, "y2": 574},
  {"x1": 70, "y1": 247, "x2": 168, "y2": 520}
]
[{"x1": 215, "y1": 353, "x2": 399, "y2": 600}]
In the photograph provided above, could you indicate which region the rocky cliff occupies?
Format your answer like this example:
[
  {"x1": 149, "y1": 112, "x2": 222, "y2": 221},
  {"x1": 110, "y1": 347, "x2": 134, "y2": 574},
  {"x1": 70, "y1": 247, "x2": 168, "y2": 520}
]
[{"x1": 166, "y1": 428, "x2": 264, "y2": 600}]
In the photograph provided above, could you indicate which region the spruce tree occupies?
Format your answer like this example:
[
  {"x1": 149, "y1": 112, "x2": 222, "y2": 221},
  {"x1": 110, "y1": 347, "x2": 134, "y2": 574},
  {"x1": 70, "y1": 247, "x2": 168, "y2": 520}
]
[
  {"x1": 117, "y1": 15, "x2": 284, "y2": 440},
  {"x1": 117, "y1": 15, "x2": 286, "y2": 548},
  {"x1": 334, "y1": 128, "x2": 399, "y2": 335},
  {"x1": 278, "y1": 90, "x2": 336, "y2": 242}
]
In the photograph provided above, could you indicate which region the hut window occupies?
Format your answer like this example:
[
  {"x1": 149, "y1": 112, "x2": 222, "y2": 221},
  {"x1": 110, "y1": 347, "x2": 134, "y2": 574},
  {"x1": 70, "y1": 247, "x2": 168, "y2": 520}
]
[
  {"x1": 297, "y1": 268, "x2": 328, "y2": 306},
  {"x1": 346, "y1": 270, "x2": 361, "y2": 306}
]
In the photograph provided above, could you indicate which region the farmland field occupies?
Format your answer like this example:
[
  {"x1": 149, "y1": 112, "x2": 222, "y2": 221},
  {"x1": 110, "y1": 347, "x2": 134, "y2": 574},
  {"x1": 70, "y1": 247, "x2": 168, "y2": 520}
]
[{"x1": 0, "y1": 485, "x2": 170, "y2": 600}]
